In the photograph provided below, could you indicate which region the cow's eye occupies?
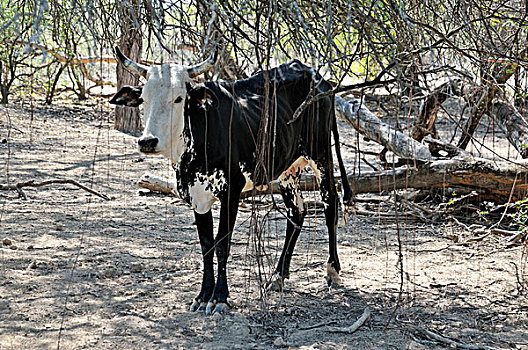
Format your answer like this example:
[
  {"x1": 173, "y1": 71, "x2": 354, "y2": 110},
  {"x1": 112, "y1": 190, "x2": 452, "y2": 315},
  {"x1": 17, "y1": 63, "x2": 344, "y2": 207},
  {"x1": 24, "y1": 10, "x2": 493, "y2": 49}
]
[{"x1": 174, "y1": 96, "x2": 183, "y2": 103}]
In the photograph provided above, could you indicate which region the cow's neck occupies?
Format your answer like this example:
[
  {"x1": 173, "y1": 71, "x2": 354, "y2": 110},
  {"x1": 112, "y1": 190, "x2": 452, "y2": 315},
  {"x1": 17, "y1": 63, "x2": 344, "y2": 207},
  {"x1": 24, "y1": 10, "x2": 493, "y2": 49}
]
[
  {"x1": 169, "y1": 117, "x2": 193, "y2": 167},
  {"x1": 166, "y1": 118, "x2": 191, "y2": 166}
]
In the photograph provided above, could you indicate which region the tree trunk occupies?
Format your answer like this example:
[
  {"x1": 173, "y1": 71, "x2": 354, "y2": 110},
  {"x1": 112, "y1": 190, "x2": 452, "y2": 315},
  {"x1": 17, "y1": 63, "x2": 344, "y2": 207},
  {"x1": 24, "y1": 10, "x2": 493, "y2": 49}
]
[
  {"x1": 0, "y1": 85, "x2": 7, "y2": 105},
  {"x1": 412, "y1": 79, "x2": 460, "y2": 142},
  {"x1": 457, "y1": 85, "x2": 498, "y2": 149},
  {"x1": 115, "y1": 0, "x2": 143, "y2": 136},
  {"x1": 45, "y1": 59, "x2": 71, "y2": 105}
]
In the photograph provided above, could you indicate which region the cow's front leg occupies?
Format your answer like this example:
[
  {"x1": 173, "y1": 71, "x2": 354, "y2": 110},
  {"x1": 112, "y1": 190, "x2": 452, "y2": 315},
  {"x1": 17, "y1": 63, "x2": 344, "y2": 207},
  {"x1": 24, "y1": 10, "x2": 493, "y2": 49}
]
[
  {"x1": 206, "y1": 185, "x2": 243, "y2": 315},
  {"x1": 190, "y1": 210, "x2": 215, "y2": 312}
]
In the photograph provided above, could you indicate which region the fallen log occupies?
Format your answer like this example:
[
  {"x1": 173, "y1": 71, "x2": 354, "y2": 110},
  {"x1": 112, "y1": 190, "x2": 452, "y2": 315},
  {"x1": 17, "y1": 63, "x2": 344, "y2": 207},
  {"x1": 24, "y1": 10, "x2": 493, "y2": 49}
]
[
  {"x1": 138, "y1": 156, "x2": 528, "y2": 203},
  {"x1": 335, "y1": 95, "x2": 434, "y2": 161},
  {"x1": 351, "y1": 157, "x2": 528, "y2": 202}
]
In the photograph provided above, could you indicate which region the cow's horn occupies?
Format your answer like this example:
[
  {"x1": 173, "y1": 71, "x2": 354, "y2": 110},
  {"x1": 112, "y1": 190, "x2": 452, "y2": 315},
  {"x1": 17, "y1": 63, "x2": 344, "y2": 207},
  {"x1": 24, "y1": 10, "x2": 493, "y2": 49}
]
[
  {"x1": 115, "y1": 46, "x2": 148, "y2": 78},
  {"x1": 188, "y1": 49, "x2": 217, "y2": 78}
]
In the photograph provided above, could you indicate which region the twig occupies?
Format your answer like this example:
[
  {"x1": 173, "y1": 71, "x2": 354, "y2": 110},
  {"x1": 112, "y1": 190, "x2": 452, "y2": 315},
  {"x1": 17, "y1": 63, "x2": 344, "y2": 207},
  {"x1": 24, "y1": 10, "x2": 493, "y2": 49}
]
[
  {"x1": 0, "y1": 179, "x2": 110, "y2": 200},
  {"x1": 407, "y1": 324, "x2": 496, "y2": 350},
  {"x1": 510, "y1": 262, "x2": 527, "y2": 293},
  {"x1": 465, "y1": 232, "x2": 491, "y2": 243},
  {"x1": 508, "y1": 230, "x2": 527, "y2": 244},
  {"x1": 299, "y1": 320, "x2": 338, "y2": 330},
  {"x1": 355, "y1": 209, "x2": 424, "y2": 220},
  {"x1": 327, "y1": 307, "x2": 371, "y2": 334}
]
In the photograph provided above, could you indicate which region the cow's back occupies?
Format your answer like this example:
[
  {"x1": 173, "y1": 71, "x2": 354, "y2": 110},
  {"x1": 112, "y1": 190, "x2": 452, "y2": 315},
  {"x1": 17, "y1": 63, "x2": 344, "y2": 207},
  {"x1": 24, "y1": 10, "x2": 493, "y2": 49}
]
[{"x1": 185, "y1": 60, "x2": 334, "y2": 183}]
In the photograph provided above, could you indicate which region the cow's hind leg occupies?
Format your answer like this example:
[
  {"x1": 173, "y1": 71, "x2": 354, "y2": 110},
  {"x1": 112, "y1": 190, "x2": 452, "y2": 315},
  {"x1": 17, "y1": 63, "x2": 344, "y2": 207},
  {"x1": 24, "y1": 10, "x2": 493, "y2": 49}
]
[
  {"x1": 320, "y1": 166, "x2": 342, "y2": 287},
  {"x1": 267, "y1": 172, "x2": 306, "y2": 291},
  {"x1": 190, "y1": 210, "x2": 215, "y2": 312}
]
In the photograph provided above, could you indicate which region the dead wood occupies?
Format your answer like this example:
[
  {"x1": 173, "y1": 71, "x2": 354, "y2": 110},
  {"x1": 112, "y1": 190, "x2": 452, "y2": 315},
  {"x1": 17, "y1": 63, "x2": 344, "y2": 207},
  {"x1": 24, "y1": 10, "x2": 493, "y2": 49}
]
[
  {"x1": 407, "y1": 324, "x2": 495, "y2": 350},
  {"x1": 139, "y1": 155, "x2": 528, "y2": 203},
  {"x1": 137, "y1": 173, "x2": 178, "y2": 195},
  {"x1": 457, "y1": 85, "x2": 498, "y2": 150},
  {"x1": 458, "y1": 57, "x2": 522, "y2": 150},
  {"x1": 335, "y1": 95, "x2": 434, "y2": 161},
  {"x1": 352, "y1": 157, "x2": 528, "y2": 202},
  {"x1": 327, "y1": 307, "x2": 371, "y2": 334},
  {"x1": 492, "y1": 102, "x2": 528, "y2": 158},
  {"x1": 0, "y1": 179, "x2": 110, "y2": 200},
  {"x1": 412, "y1": 79, "x2": 460, "y2": 141}
]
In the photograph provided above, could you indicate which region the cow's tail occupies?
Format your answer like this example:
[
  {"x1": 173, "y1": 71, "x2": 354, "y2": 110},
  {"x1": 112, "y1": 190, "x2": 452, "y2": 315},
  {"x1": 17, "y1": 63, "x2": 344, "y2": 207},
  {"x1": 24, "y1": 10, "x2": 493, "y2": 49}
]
[{"x1": 331, "y1": 96, "x2": 353, "y2": 204}]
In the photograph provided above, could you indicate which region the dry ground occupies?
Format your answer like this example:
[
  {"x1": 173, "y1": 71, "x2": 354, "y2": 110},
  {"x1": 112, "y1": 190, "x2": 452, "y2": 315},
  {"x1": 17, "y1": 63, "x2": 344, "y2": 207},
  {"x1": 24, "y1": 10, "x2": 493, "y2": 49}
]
[{"x1": 1, "y1": 100, "x2": 527, "y2": 349}]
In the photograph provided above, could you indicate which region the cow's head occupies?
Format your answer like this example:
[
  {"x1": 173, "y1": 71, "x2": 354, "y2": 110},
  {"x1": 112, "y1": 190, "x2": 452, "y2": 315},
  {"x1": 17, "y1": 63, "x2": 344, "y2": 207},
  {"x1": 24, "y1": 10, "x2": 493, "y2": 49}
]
[{"x1": 110, "y1": 47, "x2": 215, "y2": 162}]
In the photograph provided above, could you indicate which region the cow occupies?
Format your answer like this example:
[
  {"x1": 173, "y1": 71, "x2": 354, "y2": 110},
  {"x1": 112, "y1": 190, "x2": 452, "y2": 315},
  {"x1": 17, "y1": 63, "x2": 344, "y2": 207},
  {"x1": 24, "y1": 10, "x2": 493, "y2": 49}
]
[{"x1": 110, "y1": 47, "x2": 353, "y2": 315}]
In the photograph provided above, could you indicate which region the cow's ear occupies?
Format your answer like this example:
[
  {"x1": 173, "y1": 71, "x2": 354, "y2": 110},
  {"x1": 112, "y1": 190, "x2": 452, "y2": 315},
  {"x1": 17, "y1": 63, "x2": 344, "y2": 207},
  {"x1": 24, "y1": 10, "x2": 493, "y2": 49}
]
[
  {"x1": 188, "y1": 85, "x2": 218, "y2": 109},
  {"x1": 109, "y1": 86, "x2": 143, "y2": 107}
]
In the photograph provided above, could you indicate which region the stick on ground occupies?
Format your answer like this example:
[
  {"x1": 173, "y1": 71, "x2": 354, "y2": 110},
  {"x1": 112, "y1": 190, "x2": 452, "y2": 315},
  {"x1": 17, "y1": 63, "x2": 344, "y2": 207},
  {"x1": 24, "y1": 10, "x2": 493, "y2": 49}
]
[
  {"x1": 327, "y1": 307, "x2": 371, "y2": 334},
  {"x1": 408, "y1": 324, "x2": 495, "y2": 350},
  {"x1": 0, "y1": 179, "x2": 110, "y2": 200}
]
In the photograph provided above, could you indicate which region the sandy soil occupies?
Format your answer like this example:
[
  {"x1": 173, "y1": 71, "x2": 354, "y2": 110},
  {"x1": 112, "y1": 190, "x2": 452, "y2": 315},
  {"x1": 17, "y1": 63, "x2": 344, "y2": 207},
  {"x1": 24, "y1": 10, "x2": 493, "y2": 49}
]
[{"x1": 1, "y1": 100, "x2": 527, "y2": 349}]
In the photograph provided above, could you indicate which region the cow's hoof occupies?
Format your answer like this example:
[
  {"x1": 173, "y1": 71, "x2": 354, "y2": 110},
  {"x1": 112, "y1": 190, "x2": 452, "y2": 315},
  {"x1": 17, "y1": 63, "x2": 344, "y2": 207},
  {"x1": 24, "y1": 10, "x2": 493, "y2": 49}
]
[
  {"x1": 266, "y1": 273, "x2": 285, "y2": 291},
  {"x1": 325, "y1": 263, "x2": 342, "y2": 287},
  {"x1": 205, "y1": 301, "x2": 229, "y2": 315},
  {"x1": 190, "y1": 299, "x2": 207, "y2": 312}
]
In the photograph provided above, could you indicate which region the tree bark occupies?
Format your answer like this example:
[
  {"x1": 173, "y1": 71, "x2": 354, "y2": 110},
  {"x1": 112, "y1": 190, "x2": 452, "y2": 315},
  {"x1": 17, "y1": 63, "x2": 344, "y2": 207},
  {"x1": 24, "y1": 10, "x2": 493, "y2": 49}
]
[
  {"x1": 335, "y1": 95, "x2": 433, "y2": 161},
  {"x1": 115, "y1": 0, "x2": 143, "y2": 136},
  {"x1": 350, "y1": 157, "x2": 528, "y2": 202}
]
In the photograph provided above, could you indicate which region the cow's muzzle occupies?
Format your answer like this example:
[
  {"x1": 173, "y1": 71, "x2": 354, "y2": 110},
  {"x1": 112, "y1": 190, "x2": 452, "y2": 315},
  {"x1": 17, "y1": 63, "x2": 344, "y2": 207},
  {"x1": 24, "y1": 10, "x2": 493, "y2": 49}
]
[{"x1": 138, "y1": 137, "x2": 159, "y2": 154}]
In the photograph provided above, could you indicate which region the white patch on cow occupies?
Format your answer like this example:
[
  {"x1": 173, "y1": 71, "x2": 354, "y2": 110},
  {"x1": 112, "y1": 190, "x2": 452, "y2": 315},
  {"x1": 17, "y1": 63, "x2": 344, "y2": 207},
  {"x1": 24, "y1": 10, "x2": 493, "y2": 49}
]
[
  {"x1": 281, "y1": 156, "x2": 309, "y2": 178},
  {"x1": 139, "y1": 64, "x2": 191, "y2": 164},
  {"x1": 279, "y1": 175, "x2": 304, "y2": 213},
  {"x1": 241, "y1": 172, "x2": 269, "y2": 192},
  {"x1": 189, "y1": 181, "x2": 216, "y2": 214},
  {"x1": 188, "y1": 170, "x2": 227, "y2": 214},
  {"x1": 238, "y1": 98, "x2": 248, "y2": 109},
  {"x1": 307, "y1": 159, "x2": 322, "y2": 184},
  {"x1": 325, "y1": 263, "x2": 342, "y2": 286},
  {"x1": 279, "y1": 157, "x2": 310, "y2": 213},
  {"x1": 242, "y1": 172, "x2": 254, "y2": 192}
]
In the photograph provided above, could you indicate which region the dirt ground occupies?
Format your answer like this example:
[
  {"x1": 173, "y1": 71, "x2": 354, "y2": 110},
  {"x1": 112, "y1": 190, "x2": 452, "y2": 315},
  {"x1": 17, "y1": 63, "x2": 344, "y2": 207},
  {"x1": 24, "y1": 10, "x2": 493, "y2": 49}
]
[{"x1": 1, "y1": 100, "x2": 527, "y2": 349}]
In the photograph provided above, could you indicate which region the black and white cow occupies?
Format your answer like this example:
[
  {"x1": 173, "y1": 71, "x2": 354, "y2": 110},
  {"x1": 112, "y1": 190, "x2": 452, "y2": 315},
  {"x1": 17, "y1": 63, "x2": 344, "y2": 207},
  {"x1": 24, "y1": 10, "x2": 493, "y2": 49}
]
[{"x1": 110, "y1": 47, "x2": 353, "y2": 315}]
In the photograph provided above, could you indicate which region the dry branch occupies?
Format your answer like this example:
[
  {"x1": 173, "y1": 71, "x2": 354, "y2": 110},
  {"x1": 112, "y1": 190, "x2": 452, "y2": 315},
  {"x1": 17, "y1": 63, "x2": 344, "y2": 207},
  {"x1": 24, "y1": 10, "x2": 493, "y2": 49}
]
[
  {"x1": 412, "y1": 79, "x2": 460, "y2": 141},
  {"x1": 327, "y1": 307, "x2": 371, "y2": 334},
  {"x1": 137, "y1": 174, "x2": 178, "y2": 195},
  {"x1": 0, "y1": 179, "x2": 110, "y2": 200},
  {"x1": 408, "y1": 324, "x2": 495, "y2": 350},
  {"x1": 458, "y1": 54, "x2": 525, "y2": 150}
]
